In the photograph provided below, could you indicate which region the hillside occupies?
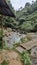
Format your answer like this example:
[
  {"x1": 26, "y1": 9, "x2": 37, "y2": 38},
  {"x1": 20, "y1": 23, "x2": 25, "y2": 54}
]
[
  {"x1": 0, "y1": 0, "x2": 37, "y2": 33},
  {"x1": 16, "y1": 0, "x2": 37, "y2": 33}
]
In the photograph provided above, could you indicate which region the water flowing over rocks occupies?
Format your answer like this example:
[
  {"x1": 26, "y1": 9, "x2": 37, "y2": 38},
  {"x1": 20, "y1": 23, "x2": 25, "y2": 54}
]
[{"x1": 3, "y1": 28, "x2": 26, "y2": 48}]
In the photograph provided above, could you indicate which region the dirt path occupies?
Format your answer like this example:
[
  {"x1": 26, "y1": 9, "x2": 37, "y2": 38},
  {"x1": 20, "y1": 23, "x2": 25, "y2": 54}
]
[{"x1": 0, "y1": 50, "x2": 23, "y2": 65}]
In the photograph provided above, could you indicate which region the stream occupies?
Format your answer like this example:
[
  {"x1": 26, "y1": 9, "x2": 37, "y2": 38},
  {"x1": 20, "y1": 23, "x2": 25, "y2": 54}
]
[{"x1": 3, "y1": 31, "x2": 26, "y2": 48}]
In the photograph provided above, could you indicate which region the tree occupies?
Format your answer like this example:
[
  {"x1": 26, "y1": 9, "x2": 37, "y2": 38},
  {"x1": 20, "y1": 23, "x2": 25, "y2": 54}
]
[{"x1": 25, "y1": 2, "x2": 31, "y2": 8}]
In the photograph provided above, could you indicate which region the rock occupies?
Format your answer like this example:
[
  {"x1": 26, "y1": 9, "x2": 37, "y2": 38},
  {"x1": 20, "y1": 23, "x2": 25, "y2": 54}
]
[
  {"x1": 32, "y1": 58, "x2": 37, "y2": 65},
  {"x1": 31, "y1": 46, "x2": 37, "y2": 57},
  {"x1": 16, "y1": 46, "x2": 26, "y2": 53},
  {"x1": 31, "y1": 46, "x2": 37, "y2": 65}
]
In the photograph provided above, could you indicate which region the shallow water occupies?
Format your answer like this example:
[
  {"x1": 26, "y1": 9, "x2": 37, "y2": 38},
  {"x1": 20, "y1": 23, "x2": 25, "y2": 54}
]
[{"x1": 3, "y1": 32, "x2": 26, "y2": 48}]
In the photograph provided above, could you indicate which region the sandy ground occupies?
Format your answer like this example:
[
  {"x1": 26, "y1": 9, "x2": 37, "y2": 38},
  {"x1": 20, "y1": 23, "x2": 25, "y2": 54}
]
[{"x1": 0, "y1": 50, "x2": 23, "y2": 65}]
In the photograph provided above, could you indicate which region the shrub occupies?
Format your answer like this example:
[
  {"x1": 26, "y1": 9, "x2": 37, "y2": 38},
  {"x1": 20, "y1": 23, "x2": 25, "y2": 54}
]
[{"x1": 21, "y1": 51, "x2": 31, "y2": 65}]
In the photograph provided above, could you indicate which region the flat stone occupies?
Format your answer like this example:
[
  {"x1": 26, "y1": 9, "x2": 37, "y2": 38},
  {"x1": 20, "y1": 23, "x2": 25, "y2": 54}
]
[
  {"x1": 32, "y1": 58, "x2": 37, "y2": 65},
  {"x1": 16, "y1": 46, "x2": 26, "y2": 53},
  {"x1": 31, "y1": 46, "x2": 37, "y2": 58}
]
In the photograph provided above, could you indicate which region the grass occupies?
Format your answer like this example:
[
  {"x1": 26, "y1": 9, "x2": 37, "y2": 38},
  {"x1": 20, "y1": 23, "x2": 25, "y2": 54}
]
[
  {"x1": 13, "y1": 42, "x2": 20, "y2": 49},
  {"x1": 21, "y1": 51, "x2": 32, "y2": 65},
  {"x1": 1, "y1": 60, "x2": 9, "y2": 65}
]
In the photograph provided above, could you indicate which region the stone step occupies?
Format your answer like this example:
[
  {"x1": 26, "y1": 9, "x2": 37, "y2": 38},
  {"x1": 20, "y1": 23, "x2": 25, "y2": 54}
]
[
  {"x1": 16, "y1": 46, "x2": 26, "y2": 53},
  {"x1": 20, "y1": 39, "x2": 37, "y2": 50}
]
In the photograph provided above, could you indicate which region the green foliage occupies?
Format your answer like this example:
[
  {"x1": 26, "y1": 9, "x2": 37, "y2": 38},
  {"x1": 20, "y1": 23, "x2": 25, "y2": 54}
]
[
  {"x1": 21, "y1": 34, "x2": 32, "y2": 43},
  {"x1": 21, "y1": 37, "x2": 29, "y2": 43},
  {"x1": 21, "y1": 51, "x2": 31, "y2": 65},
  {"x1": 21, "y1": 21, "x2": 33, "y2": 32},
  {"x1": 1, "y1": 60, "x2": 9, "y2": 65},
  {"x1": 16, "y1": 0, "x2": 37, "y2": 32},
  {"x1": 13, "y1": 42, "x2": 20, "y2": 49},
  {"x1": 0, "y1": 0, "x2": 37, "y2": 33}
]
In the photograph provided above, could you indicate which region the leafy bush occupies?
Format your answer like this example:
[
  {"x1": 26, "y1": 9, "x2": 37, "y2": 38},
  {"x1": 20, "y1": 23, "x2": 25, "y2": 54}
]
[{"x1": 21, "y1": 51, "x2": 31, "y2": 65}]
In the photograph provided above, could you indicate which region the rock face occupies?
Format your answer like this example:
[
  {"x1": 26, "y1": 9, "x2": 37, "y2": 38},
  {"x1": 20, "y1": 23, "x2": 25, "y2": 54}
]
[
  {"x1": 32, "y1": 58, "x2": 37, "y2": 65},
  {"x1": 31, "y1": 46, "x2": 37, "y2": 57},
  {"x1": 31, "y1": 46, "x2": 37, "y2": 65}
]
